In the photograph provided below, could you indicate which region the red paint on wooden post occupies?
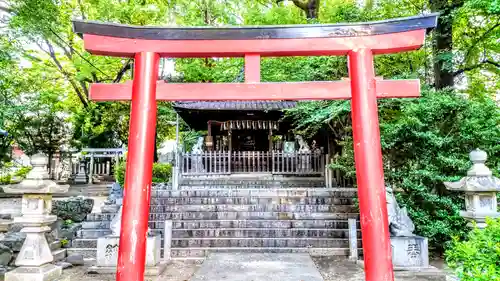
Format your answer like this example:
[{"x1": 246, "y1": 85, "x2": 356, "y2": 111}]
[
  {"x1": 89, "y1": 80, "x2": 420, "y2": 101},
  {"x1": 245, "y1": 54, "x2": 261, "y2": 83},
  {"x1": 82, "y1": 29, "x2": 426, "y2": 58},
  {"x1": 116, "y1": 52, "x2": 159, "y2": 281},
  {"x1": 348, "y1": 48, "x2": 394, "y2": 281}
]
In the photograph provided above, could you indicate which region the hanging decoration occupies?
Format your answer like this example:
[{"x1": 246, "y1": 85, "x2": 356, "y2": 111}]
[{"x1": 218, "y1": 120, "x2": 279, "y2": 131}]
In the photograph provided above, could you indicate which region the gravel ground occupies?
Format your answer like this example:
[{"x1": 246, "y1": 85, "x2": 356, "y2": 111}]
[
  {"x1": 59, "y1": 257, "x2": 451, "y2": 281},
  {"x1": 313, "y1": 257, "x2": 448, "y2": 281}
]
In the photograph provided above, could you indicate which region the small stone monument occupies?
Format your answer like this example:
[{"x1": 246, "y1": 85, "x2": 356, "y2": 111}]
[
  {"x1": 88, "y1": 206, "x2": 165, "y2": 275},
  {"x1": 2, "y1": 153, "x2": 69, "y2": 281},
  {"x1": 74, "y1": 159, "x2": 88, "y2": 184},
  {"x1": 444, "y1": 149, "x2": 500, "y2": 228}
]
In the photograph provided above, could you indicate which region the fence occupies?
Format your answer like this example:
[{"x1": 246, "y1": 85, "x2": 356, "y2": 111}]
[
  {"x1": 51, "y1": 147, "x2": 126, "y2": 182},
  {"x1": 180, "y1": 150, "x2": 325, "y2": 176}
]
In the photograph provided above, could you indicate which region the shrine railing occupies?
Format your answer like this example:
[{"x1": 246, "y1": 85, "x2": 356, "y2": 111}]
[{"x1": 179, "y1": 150, "x2": 325, "y2": 176}]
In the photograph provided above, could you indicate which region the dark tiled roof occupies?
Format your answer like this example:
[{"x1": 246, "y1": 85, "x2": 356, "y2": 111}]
[{"x1": 173, "y1": 101, "x2": 296, "y2": 111}]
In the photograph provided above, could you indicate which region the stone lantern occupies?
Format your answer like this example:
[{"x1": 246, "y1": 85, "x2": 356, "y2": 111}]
[
  {"x1": 444, "y1": 149, "x2": 500, "y2": 228},
  {"x1": 2, "y1": 153, "x2": 69, "y2": 280}
]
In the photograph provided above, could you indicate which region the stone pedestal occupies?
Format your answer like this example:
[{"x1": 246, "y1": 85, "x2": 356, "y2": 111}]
[
  {"x1": 358, "y1": 236, "x2": 444, "y2": 278},
  {"x1": 390, "y1": 236, "x2": 429, "y2": 269},
  {"x1": 5, "y1": 264, "x2": 62, "y2": 281},
  {"x1": 88, "y1": 235, "x2": 166, "y2": 275}
]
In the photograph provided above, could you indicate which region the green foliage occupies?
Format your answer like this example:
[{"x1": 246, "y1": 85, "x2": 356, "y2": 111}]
[
  {"x1": 152, "y1": 163, "x2": 173, "y2": 184},
  {"x1": 287, "y1": 88, "x2": 500, "y2": 252},
  {"x1": 14, "y1": 166, "x2": 32, "y2": 178},
  {"x1": 60, "y1": 239, "x2": 69, "y2": 247},
  {"x1": 115, "y1": 161, "x2": 172, "y2": 187},
  {"x1": 0, "y1": 164, "x2": 32, "y2": 184},
  {"x1": 114, "y1": 161, "x2": 126, "y2": 187},
  {"x1": 446, "y1": 218, "x2": 500, "y2": 281},
  {"x1": 0, "y1": 175, "x2": 12, "y2": 185}
]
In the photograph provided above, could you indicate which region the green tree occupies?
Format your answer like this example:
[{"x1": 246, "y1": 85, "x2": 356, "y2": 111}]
[{"x1": 3, "y1": 0, "x2": 178, "y2": 149}]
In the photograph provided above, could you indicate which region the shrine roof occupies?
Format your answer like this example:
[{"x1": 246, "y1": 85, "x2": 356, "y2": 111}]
[{"x1": 173, "y1": 101, "x2": 296, "y2": 111}]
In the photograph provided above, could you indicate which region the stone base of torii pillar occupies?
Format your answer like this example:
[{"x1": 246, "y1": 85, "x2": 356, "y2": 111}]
[{"x1": 2, "y1": 153, "x2": 69, "y2": 281}]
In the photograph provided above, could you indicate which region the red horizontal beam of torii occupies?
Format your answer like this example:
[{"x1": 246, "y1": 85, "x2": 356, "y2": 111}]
[
  {"x1": 89, "y1": 80, "x2": 420, "y2": 101},
  {"x1": 81, "y1": 29, "x2": 425, "y2": 57},
  {"x1": 73, "y1": 13, "x2": 438, "y2": 281}
]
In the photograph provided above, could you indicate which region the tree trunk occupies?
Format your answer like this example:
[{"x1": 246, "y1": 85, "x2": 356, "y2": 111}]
[
  {"x1": 289, "y1": 0, "x2": 320, "y2": 20},
  {"x1": 430, "y1": 0, "x2": 464, "y2": 89},
  {"x1": 48, "y1": 152, "x2": 53, "y2": 178}
]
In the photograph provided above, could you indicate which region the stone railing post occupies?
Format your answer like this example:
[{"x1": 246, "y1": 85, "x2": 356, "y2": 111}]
[
  {"x1": 3, "y1": 153, "x2": 69, "y2": 280},
  {"x1": 348, "y1": 218, "x2": 358, "y2": 261},
  {"x1": 163, "y1": 220, "x2": 172, "y2": 261},
  {"x1": 444, "y1": 148, "x2": 500, "y2": 228}
]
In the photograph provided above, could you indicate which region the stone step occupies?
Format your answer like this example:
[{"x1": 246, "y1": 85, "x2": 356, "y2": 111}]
[
  {"x1": 150, "y1": 197, "x2": 354, "y2": 205},
  {"x1": 52, "y1": 249, "x2": 67, "y2": 262},
  {"x1": 66, "y1": 246, "x2": 354, "y2": 260},
  {"x1": 172, "y1": 228, "x2": 361, "y2": 238},
  {"x1": 151, "y1": 188, "x2": 357, "y2": 198},
  {"x1": 74, "y1": 227, "x2": 362, "y2": 244},
  {"x1": 149, "y1": 204, "x2": 356, "y2": 213},
  {"x1": 171, "y1": 247, "x2": 351, "y2": 259},
  {"x1": 77, "y1": 226, "x2": 362, "y2": 239},
  {"x1": 66, "y1": 248, "x2": 97, "y2": 259},
  {"x1": 172, "y1": 237, "x2": 357, "y2": 248},
  {"x1": 87, "y1": 212, "x2": 359, "y2": 221},
  {"x1": 77, "y1": 229, "x2": 111, "y2": 238},
  {"x1": 83, "y1": 219, "x2": 360, "y2": 230},
  {"x1": 50, "y1": 241, "x2": 61, "y2": 251},
  {"x1": 72, "y1": 239, "x2": 98, "y2": 248}
]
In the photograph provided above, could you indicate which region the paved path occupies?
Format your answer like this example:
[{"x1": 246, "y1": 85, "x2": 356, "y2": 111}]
[
  {"x1": 61, "y1": 257, "x2": 451, "y2": 281},
  {"x1": 190, "y1": 253, "x2": 323, "y2": 281}
]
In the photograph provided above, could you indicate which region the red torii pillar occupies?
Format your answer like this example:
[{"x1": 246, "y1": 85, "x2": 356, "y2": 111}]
[{"x1": 73, "y1": 14, "x2": 437, "y2": 281}]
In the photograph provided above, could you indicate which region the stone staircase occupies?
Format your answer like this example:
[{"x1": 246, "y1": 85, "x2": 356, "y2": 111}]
[{"x1": 68, "y1": 177, "x2": 360, "y2": 260}]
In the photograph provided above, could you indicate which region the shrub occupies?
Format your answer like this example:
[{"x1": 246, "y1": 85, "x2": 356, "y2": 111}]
[
  {"x1": 445, "y1": 218, "x2": 500, "y2": 281},
  {"x1": 0, "y1": 174, "x2": 11, "y2": 184},
  {"x1": 14, "y1": 166, "x2": 32, "y2": 178},
  {"x1": 0, "y1": 164, "x2": 31, "y2": 184},
  {"x1": 115, "y1": 161, "x2": 172, "y2": 187},
  {"x1": 288, "y1": 89, "x2": 500, "y2": 252}
]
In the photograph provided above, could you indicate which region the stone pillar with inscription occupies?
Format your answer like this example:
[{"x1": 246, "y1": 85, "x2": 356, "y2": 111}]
[
  {"x1": 87, "y1": 207, "x2": 166, "y2": 275},
  {"x1": 444, "y1": 148, "x2": 500, "y2": 228},
  {"x1": 3, "y1": 153, "x2": 69, "y2": 281}
]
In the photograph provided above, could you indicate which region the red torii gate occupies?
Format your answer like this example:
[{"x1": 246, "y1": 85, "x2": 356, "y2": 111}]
[{"x1": 73, "y1": 14, "x2": 437, "y2": 281}]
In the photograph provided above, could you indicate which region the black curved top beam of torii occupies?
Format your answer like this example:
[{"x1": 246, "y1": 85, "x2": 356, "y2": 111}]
[{"x1": 73, "y1": 13, "x2": 438, "y2": 41}]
